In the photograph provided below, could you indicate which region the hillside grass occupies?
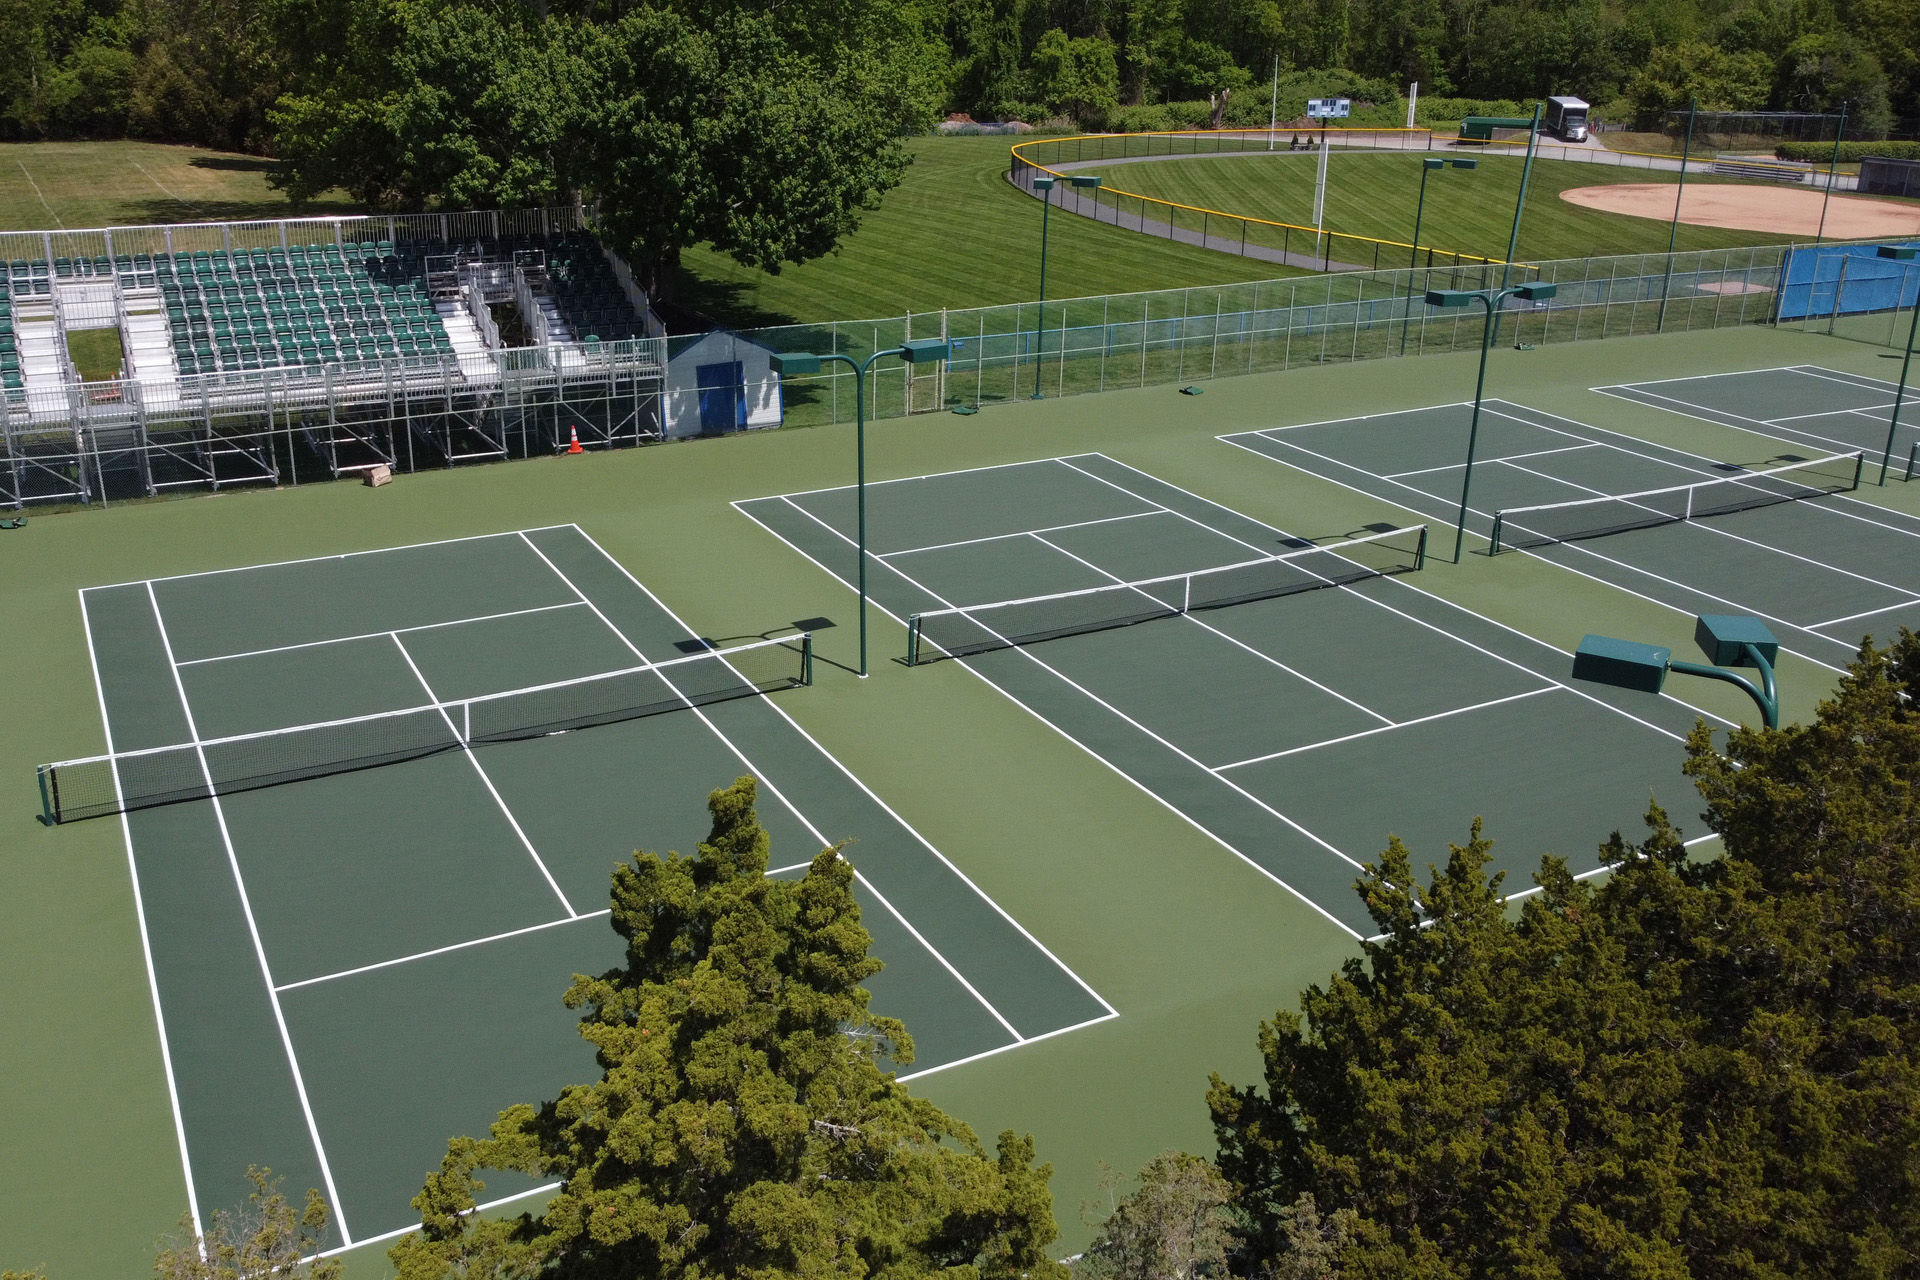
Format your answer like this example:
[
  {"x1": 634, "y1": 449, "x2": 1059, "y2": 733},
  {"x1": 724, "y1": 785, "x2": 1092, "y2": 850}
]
[
  {"x1": 673, "y1": 136, "x2": 1307, "y2": 328},
  {"x1": 1088, "y1": 150, "x2": 1803, "y2": 264},
  {"x1": 0, "y1": 140, "x2": 360, "y2": 230}
]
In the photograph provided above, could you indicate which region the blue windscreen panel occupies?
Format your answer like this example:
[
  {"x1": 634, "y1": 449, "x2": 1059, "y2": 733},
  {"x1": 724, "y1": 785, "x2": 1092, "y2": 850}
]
[{"x1": 1776, "y1": 242, "x2": 1920, "y2": 321}]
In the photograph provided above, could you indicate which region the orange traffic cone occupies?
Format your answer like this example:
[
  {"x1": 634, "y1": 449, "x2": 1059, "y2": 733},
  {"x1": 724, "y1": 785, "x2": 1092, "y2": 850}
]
[{"x1": 566, "y1": 426, "x2": 583, "y2": 455}]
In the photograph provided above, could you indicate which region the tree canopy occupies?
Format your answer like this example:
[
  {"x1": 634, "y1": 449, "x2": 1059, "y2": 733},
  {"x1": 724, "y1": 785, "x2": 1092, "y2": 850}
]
[
  {"x1": 1208, "y1": 630, "x2": 1920, "y2": 1277},
  {"x1": 391, "y1": 776, "x2": 1068, "y2": 1280}
]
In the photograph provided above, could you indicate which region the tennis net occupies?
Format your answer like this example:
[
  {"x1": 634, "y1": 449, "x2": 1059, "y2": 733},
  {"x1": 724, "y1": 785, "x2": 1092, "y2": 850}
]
[
  {"x1": 1489, "y1": 451, "x2": 1864, "y2": 554},
  {"x1": 37, "y1": 633, "x2": 811, "y2": 825},
  {"x1": 905, "y1": 524, "x2": 1428, "y2": 666}
]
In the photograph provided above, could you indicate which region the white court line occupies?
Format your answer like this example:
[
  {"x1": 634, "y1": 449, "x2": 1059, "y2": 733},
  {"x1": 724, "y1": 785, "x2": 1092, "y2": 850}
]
[
  {"x1": 881, "y1": 510, "x2": 1161, "y2": 560},
  {"x1": 1218, "y1": 427, "x2": 1859, "y2": 676},
  {"x1": 773, "y1": 488, "x2": 1379, "y2": 878},
  {"x1": 1484, "y1": 400, "x2": 1920, "y2": 543},
  {"x1": 90, "y1": 524, "x2": 578, "y2": 592},
  {"x1": 1773, "y1": 402, "x2": 1896, "y2": 423},
  {"x1": 176, "y1": 602, "x2": 586, "y2": 667},
  {"x1": 275, "y1": 910, "x2": 609, "y2": 993},
  {"x1": 1808, "y1": 597, "x2": 1920, "y2": 631},
  {"x1": 1080, "y1": 452, "x2": 1720, "y2": 740},
  {"x1": 77, "y1": 589, "x2": 203, "y2": 1243},
  {"x1": 740, "y1": 456, "x2": 1055, "y2": 505},
  {"x1": 1592, "y1": 383, "x2": 1875, "y2": 457},
  {"x1": 1216, "y1": 687, "x2": 1559, "y2": 771},
  {"x1": 387, "y1": 632, "x2": 578, "y2": 918},
  {"x1": 564, "y1": 524, "x2": 1117, "y2": 1021},
  {"x1": 735, "y1": 497, "x2": 1366, "y2": 940},
  {"x1": 143, "y1": 582, "x2": 352, "y2": 1245},
  {"x1": 1025, "y1": 530, "x2": 1395, "y2": 727},
  {"x1": 896, "y1": 1010, "x2": 1118, "y2": 1083},
  {"x1": 1487, "y1": 448, "x2": 1920, "y2": 603},
  {"x1": 1384, "y1": 441, "x2": 1597, "y2": 480},
  {"x1": 1203, "y1": 434, "x2": 1763, "y2": 717},
  {"x1": 518, "y1": 533, "x2": 1032, "y2": 1043},
  {"x1": 314, "y1": 1182, "x2": 564, "y2": 1258}
]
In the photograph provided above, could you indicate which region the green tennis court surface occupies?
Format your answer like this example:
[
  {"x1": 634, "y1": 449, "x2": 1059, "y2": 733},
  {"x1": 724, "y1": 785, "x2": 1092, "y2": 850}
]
[
  {"x1": 737, "y1": 454, "x2": 1715, "y2": 938},
  {"x1": 78, "y1": 524, "x2": 1111, "y2": 1250},
  {"x1": 1222, "y1": 398, "x2": 1920, "y2": 671},
  {"x1": 1596, "y1": 365, "x2": 1920, "y2": 465}
]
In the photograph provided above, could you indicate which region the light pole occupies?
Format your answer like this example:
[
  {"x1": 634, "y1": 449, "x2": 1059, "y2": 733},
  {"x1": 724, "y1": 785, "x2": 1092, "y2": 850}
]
[
  {"x1": 1031, "y1": 172, "x2": 1103, "y2": 399},
  {"x1": 1401, "y1": 157, "x2": 1477, "y2": 355},
  {"x1": 1490, "y1": 103, "x2": 1543, "y2": 345},
  {"x1": 769, "y1": 337, "x2": 953, "y2": 677},
  {"x1": 1572, "y1": 614, "x2": 1781, "y2": 729},
  {"x1": 1875, "y1": 243, "x2": 1919, "y2": 484},
  {"x1": 1423, "y1": 281, "x2": 1559, "y2": 561}
]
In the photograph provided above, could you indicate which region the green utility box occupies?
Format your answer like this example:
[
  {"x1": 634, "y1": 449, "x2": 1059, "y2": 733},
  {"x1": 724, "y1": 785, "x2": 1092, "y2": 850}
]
[
  {"x1": 1457, "y1": 116, "x2": 1538, "y2": 143},
  {"x1": 1573, "y1": 634, "x2": 1672, "y2": 693},
  {"x1": 1694, "y1": 614, "x2": 1779, "y2": 668}
]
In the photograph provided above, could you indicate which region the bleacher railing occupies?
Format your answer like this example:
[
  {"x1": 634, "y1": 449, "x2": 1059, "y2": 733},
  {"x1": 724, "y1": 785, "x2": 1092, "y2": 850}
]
[{"x1": 0, "y1": 204, "x2": 597, "y2": 269}]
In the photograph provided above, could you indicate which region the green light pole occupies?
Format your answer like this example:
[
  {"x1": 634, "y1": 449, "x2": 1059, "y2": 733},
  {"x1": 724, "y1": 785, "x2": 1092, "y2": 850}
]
[
  {"x1": 1490, "y1": 103, "x2": 1543, "y2": 346},
  {"x1": 770, "y1": 337, "x2": 953, "y2": 677},
  {"x1": 1031, "y1": 172, "x2": 1103, "y2": 399},
  {"x1": 1572, "y1": 614, "x2": 1781, "y2": 729},
  {"x1": 1875, "y1": 243, "x2": 1919, "y2": 484},
  {"x1": 1401, "y1": 156, "x2": 1477, "y2": 355},
  {"x1": 1423, "y1": 280, "x2": 1559, "y2": 561}
]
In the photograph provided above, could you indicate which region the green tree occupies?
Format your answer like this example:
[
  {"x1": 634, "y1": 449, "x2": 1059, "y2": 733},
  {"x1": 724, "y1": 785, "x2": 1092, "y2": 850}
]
[
  {"x1": 1209, "y1": 631, "x2": 1920, "y2": 1277},
  {"x1": 391, "y1": 777, "x2": 1068, "y2": 1280},
  {"x1": 1027, "y1": 27, "x2": 1121, "y2": 116},
  {"x1": 1775, "y1": 31, "x2": 1893, "y2": 136},
  {"x1": 1625, "y1": 39, "x2": 1774, "y2": 124},
  {"x1": 1076, "y1": 1151, "x2": 1234, "y2": 1280},
  {"x1": 153, "y1": 1165, "x2": 343, "y2": 1280}
]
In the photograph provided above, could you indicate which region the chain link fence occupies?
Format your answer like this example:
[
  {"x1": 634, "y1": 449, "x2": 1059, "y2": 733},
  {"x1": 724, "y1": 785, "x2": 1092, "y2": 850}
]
[{"x1": 752, "y1": 244, "x2": 1800, "y2": 428}]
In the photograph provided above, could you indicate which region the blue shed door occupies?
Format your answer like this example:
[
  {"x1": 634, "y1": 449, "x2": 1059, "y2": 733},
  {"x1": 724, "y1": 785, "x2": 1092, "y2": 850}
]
[{"x1": 696, "y1": 361, "x2": 745, "y2": 433}]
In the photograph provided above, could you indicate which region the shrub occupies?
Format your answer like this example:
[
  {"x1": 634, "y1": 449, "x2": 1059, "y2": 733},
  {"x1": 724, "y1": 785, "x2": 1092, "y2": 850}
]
[{"x1": 1777, "y1": 139, "x2": 1920, "y2": 161}]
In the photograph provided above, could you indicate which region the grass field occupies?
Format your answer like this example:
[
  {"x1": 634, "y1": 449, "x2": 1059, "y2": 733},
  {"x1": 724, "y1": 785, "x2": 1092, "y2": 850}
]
[
  {"x1": 1088, "y1": 151, "x2": 1806, "y2": 264},
  {"x1": 5, "y1": 316, "x2": 1919, "y2": 1279},
  {"x1": 672, "y1": 136, "x2": 1301, "y2": 327},
  {"x1": 0, "y1": 141, "x2": 361, "y2": 230}
]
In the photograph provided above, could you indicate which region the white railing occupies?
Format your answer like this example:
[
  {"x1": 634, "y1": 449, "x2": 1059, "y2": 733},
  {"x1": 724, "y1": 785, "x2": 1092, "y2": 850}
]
[
  {"x1": 602, "y1": 245, "x2": 665, "y2": 338},
  {"x1": 513, "y1": 266, "x2": 554, "y2": 347},
  {"x1": 464, "y1": 283, "x2": 502, "y2": 350}
]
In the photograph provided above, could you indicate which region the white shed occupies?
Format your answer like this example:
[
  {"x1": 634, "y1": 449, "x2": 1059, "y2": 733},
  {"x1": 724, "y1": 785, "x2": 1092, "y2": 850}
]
[{"x1": 664, "y1": 330, "x2": 781, "y2": 438}]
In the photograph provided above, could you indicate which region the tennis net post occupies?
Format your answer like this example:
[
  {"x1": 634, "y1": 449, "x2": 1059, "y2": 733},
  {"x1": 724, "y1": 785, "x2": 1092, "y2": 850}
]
[
  {"x1": 906, "y1": 616, "x2": 923, "y2": 667},
  {"x1": 1907, "y1": 441, "x2": 1917, "y2": 482},
  {"x1": 37, "y1": 764, "x2": 55, "y2": 827}
]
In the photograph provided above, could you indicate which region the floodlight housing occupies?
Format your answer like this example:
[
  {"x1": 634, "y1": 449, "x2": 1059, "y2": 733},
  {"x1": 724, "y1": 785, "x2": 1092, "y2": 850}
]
[
  {"x1": 1070, "y1": 175, "x2": 1103, "y2": 188},
  {"x1": 1515, "y1": 281, "x2": 1558, "y2": 301},
  {"x1": 1425, "y1": 289, "x2": 1475, "y2": 308},
  {"x1": 1572, "y1": 634, "x2": 1671, "y2": 694},
  {"x1": 899, "y1": 338, "x2": 952, "y2": 364},
  {"x1": 1032, "y1": 176, "x2": 1056, "y2": 192},
  {"x1": 1451, "y1": 158, "x2": 1479, "y2": 169},
  {"x1": 1694, "y1": 614, "x2": 1778, "y2": 668},
  {"x1": 1423, "y1": 158, "x2": 1445, "y2": 170},
  {"x1": 1879, "y1": 244, "x2": 1918, "y2": 259},
  {"x1": 770, "y1": 351, "x2": 822, "y2": 376}
]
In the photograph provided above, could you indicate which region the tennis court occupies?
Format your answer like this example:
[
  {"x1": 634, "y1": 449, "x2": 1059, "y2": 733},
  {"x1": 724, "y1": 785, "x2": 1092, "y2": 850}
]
[
  {"x1": 1221, "y1": 397, "x2": 1920, "y2": 670},
  {"x1": 1597, "y1": 364, "x2": 1920, "y2": 470},
  {"x1": 737, "y1": 454, "x2": 1717, "y2": 939},
  {"x1": 59, "y1": 524, "x2": 1112, "y2": 1251}
]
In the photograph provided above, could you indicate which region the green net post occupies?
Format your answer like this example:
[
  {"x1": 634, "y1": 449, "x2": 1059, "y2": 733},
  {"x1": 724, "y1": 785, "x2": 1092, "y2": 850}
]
[
  {"x1": 1851, "y1": 450, "x2": 1865, "y2": 491},
  {"x1": 906, "y1": 616, "x2": 922, "y2": 666},
  {"x1": 1415, "y1": 524, "x2": 1429, "y2": 569},
  {"x1": 37, "y1": 764, "x2": 55, "y2": 825},
  {"x1": 801, "y1": 633, "x2": 813, "y2": 686},
  {"x1": 1488, "y1": 513, "x2": 1505, "y2": 555},
  {"x1": 1908, "y1": 442, "x2": 1918, "y2": 482}
]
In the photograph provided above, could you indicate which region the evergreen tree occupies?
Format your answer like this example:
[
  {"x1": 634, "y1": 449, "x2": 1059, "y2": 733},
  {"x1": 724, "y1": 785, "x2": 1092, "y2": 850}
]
[
  {"x1": 1210, "y1": 632, "x2": 1920, "y2": 1277},
  {"x1": 392, "y1": 777, "x2": 1067, "y2": 1280}
]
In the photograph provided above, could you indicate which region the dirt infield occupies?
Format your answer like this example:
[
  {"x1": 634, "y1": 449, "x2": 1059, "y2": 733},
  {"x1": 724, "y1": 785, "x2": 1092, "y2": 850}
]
[{"x1": 1560, "y1": 183, "x2": 1920, "y2": 238}]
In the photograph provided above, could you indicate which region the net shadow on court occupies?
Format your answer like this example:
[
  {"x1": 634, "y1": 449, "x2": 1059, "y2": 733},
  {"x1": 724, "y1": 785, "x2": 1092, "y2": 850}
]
[
  {"x1": 64, "y1": 524, "x2": 1112, "y2": 1253},
  {"x1": 1221, "y1": 391, "x2": 1920, "y2": 671},
  {"x1": 737, "y1": 453, "x2": 1716, "y2": 946}
]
